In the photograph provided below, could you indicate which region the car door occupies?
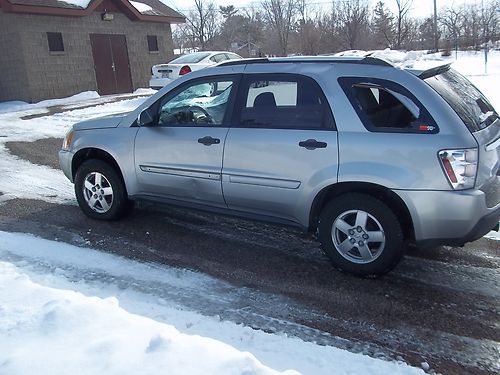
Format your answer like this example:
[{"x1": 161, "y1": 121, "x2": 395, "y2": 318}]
[
  {"x1": 222, "y1": 73, "x2": 338, "y2": 225},
  {"x1": 134, "y1": 75, "x2": 239, "y2": 207}
]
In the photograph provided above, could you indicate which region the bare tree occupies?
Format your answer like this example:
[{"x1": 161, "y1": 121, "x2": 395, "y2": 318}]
[
  {"x1": 261, "y1": 0, "x2": 299, "y2": 56},
  {"x1": 220, "y1": 5, "x2": 238, "y2": 20},
  {"x1": 481, "y1": 0, "x2": 500, "y2": 43},
  {"x1": 172, "y1": 24, "x2": 197, "y2": 52},
  {"x1": 372, "y1": 1, "x2": 395, "y2": 48},
  {"x1": 394, "y1": 0, "x2": 412, "y2": 49},
  {"x1": 336, "y1": 0, "x2": 369, "y2": 50},
  {"x1": 186, "y1": 0, "x2": 219, "y2": 50},
  {"x1": 440, "y1": 6, "x2": 463, "y2": 53},
  {"x1": 292, "y1": 0, "x2": 322, "y2": 55}
]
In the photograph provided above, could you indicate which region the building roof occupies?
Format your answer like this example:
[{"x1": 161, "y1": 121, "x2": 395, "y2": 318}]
[{"x1": 0, "y1": 0, "x2": 186, "y2": 23}]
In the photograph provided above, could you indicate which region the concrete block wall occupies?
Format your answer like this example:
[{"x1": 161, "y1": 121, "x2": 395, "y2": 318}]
[
  {"x1": 0, "y1": 12, "x2": 30, "y2": 102},
  {"x1": 0, "y1": 11, "x2": 174, "y2": 102}
]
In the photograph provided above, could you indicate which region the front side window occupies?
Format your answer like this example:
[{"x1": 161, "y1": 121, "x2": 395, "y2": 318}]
[
  {"x1": 237, "y1": 74, "x2": 334, "y2": 129},
  {"x1": 158, "y1": 78, "x2": 235, "y2": 126},
  {"x1": 340, "y1": 77, "x2": 438, "y2": 134}
]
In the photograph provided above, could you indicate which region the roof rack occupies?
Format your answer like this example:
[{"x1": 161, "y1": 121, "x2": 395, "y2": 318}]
[{"x1": 218, "y1": 56, "x2": 393, "y2": 68}]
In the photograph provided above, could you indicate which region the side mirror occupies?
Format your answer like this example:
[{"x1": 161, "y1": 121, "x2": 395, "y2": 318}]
[{"x1": 137, "y1": 108, "x2": 154, "y2": 126}]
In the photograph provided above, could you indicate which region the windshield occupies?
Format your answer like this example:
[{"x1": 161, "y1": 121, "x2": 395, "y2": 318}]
[
  {"x1": 169, "y1": 52, "x2": 211, "y2": 64},
  {"x1": 424, "y1": 69, "x2": 498, "y2": 132}
]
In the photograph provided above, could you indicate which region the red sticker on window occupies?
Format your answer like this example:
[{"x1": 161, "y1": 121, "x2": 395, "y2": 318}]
[{"x1": 419, "y1": 125, "x2": 435, "y2": 132}]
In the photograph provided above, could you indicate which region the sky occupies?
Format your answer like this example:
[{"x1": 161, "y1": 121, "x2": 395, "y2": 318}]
[{"x1": 162, "y1": 0, "x2": 480, "y2": 20}]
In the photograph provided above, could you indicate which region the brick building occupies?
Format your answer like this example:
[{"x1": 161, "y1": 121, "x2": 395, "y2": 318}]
[{"x1": 0, "y1": 0, "x2": 185, "y2": 102}]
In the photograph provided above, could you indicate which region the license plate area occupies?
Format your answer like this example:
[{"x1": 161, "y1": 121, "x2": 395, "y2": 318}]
[{"x1": 159, "y1": 69, "x2": 172, "y2": 78}]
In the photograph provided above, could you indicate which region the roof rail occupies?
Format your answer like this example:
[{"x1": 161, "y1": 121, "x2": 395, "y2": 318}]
[{"x1": 217, "y1": 56, "x2": 392, "y2": 68}]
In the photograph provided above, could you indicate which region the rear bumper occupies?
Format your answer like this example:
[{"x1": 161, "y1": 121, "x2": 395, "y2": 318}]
[
  {"x1": 416, "y1": 205, "x2": 500, "y2": 248},
  {"x1": 395, "y1": 188, "x2": 500, "y2": 248},
  {"x1": 149, "y1": 77, "x2": 175, "y2": 89}
]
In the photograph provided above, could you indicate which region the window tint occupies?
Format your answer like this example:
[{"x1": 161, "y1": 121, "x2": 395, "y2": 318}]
[
  {"x1": 238, "y1": 75, "x2": 333, "y2": 129},
  {"x1": 147, "y1": 35, "x2": 159, "y2": 52},
  {"x1": 158, "y1": 79, "x2": 235, "y2": 127},
  {"x1": 352, "y1": 85, "x2": 417, "y2": 128},
  {"x1": 425, "y1": 69, "x2": 498, "y2": 132},
  {"x1": 47, "y1": 32, "x2": 64, "y2": 52},
  {"x1": 169, "y1": 52, "x2": 211, "y2": 64},
  {"x1": 339, "y1": 77, "x2": 438, "y2": 134}
]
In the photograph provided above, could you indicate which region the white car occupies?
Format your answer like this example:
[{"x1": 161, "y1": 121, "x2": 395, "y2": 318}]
[{"x1": 149, "y1": 51, "x2": 242, "y2": 89}]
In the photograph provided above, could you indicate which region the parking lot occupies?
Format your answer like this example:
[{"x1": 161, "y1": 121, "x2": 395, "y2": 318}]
[{"x1": 1, "y1": 135, "x2": 499, "y2": 374}]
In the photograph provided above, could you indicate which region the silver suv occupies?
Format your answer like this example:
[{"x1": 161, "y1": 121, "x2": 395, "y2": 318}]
[{"x1": 59, "y1": 56, "x2": 500, "y2": 276}]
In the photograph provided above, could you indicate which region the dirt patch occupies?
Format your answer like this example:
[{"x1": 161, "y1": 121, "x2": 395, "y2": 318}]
[{"x1": 6, "y1": 138, "x2": 63, "y2": 169}]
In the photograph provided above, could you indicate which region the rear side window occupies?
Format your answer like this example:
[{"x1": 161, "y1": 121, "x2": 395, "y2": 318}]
[
  {"x1": 340, "y1": 77, "x2": 438, "y2": 134},
  {"x1": 235, "y1": 74, "x2": 335, "y2": 130},
  {"x1": 352, "y1": 85, "x2": 418, "y2": 128},
  {"x1": 210, "y1": 54, "x2": 227, "y2": 63},
  {"x1": 424, "y1": 69, "x2": 498, "y2": 132}
]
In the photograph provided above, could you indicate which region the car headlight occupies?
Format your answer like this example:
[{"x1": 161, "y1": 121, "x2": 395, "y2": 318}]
[{"x1": 62, "y1": 127, "x2": 74, "y2": 150}]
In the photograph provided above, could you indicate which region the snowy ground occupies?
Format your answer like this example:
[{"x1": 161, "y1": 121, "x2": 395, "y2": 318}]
[
  {"x1": 0, "y1": 231, "x2": 424, "y2": 375},
  {"x1": 0, "y1": 51, "x2": 498, "y2": 374}
]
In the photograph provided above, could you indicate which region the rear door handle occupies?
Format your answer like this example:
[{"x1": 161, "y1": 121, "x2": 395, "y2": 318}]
[
  {"x1": 198, "y1": 136, "x2": 220, "y2": 146},
  {"x1": 299, "y1": 139, "x2": 327, "y2": 150}
]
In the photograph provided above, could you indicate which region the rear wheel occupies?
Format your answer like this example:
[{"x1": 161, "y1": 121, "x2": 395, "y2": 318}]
[
  {"x1": 318, "y1": 193, "x2": 405, "y2": 277},
  {"x1": 74, "y1": 159, "x2": 130, "y2": 220}
]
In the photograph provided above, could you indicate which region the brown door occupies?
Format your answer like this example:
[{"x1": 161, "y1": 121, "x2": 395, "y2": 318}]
[{"x1": 90, "y1": 34, "x2": 133, "y2": 95}]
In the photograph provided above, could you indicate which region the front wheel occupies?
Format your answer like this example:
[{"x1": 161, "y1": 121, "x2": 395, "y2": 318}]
[
  {"x1": 318, "y1": 193, "x2": 405, "y2": 277},
  {"x1": 74, "y1": 159, "x2": 130, "y2": 220}
]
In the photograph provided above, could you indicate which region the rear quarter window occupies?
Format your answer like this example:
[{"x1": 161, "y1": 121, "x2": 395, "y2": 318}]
[{"x1": 339, "y1": 77, "x2": 438, "y2": 134}]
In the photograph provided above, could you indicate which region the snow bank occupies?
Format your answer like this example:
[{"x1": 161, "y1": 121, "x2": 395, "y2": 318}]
[
  {"x1": 0, "y1": 261, "x2": 297, "y2": 375},
  {"x1": 0, "y1": 96, "x2": 147, "y2": 204},
  {"x1": 58, "y1": 0, "x2": 93, "y2": 8},
  {"x1": 0, "y1": 231, "x2": 424, "y2": 375},
  {"x1": 0, "y1": 91, "x2": 100, "y2": 114}
]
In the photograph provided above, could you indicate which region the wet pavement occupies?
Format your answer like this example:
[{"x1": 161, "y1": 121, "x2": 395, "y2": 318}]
[{"x1": 1, "y1": 138, "x2": 499, "y2": 374}]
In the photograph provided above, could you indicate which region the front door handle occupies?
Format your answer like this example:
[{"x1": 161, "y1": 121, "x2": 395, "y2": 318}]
[
  {"x1": 198, "y1": 136, "x2": 220, "y2": 146},
  {"x1": 299, "y1": 139, "x2": 327, "y2": 150}
]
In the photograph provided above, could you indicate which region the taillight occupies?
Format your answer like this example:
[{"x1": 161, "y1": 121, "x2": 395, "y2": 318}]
[
  {"x1": 179, "y1": 65, "x2": 191, "y2": 75},
  {"x1": 438, "y1": 148, "x2": 478, "y2": 190}
]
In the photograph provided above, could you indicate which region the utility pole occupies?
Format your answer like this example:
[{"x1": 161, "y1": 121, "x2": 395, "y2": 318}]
[
  {"x1": 482, "y1": 0, "x2": 488, "y2": 74},
  {"x1": 433, "y1": 0, "x2": 438, "y2": 52}
]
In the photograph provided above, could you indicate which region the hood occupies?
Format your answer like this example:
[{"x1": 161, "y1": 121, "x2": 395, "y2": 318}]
[{"x1": 73, "y1": 113, "x2": 129, "y2": 131}]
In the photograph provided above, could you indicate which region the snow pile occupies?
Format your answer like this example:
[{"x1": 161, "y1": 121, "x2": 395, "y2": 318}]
[
  {"x1": 0, "y1": 261, "x2": 297, "y2": 375},
  {"x1": 484, "y1": 230, "x2": 500, "y2": 241},
  {"x1": 0, "y1": 96, "x2": 147, "y2": 204},
  {"x1": 58, "y1": 0, "x2": 93, "y2": 8},
  {"x1": 0, "y1": 231, "x2": 425, "y2": 375},
  {"x1": 0, "y1": 91, "x2": 100, "y2": 114},
  {"x1": 130, "y1": 1, "x2": 154, "y2": 13}
]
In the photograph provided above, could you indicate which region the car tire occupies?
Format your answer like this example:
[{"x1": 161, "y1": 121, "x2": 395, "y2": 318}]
[
  {"x1": 318, "y1": 193, "x2": 405, "y2": 277},
  {"x1": 74, "y1": 159, "x2": 130, "y2": 220}
]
